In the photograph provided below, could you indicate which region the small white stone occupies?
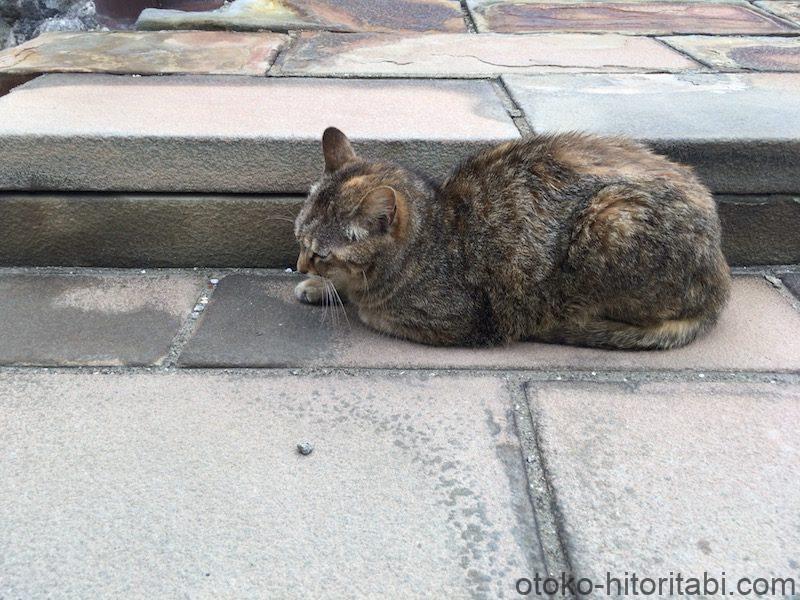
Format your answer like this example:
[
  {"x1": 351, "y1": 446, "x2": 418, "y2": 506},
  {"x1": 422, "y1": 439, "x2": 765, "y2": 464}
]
[
  {"x1": 209, "y1": 278, "x2": 219, "y2": 285},
  {"x1": 285, "y1": 268, "x2": 293, "y2": 273}
]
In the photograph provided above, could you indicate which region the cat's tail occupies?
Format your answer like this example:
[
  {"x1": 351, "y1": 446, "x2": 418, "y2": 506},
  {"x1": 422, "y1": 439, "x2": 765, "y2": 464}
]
[{"x1": 553, "y1": 314, "x2": 717, "y2": 350}]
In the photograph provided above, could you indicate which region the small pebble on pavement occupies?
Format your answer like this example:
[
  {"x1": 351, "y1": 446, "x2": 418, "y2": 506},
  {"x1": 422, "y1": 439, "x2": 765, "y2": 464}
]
[{"x1": 297, "y1": 441, "x2": 314, "y2": 456}]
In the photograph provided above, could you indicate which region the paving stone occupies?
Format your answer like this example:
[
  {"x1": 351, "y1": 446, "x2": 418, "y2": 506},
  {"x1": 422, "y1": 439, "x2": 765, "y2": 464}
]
[
  {"x1": 717, "y1": 195, "x2": 800, "y2": 265},
  {"x1": 528, "y1": 380, "x2": 800, "y2": 590},
  {"x1": 0, "y1": 272, "x2": 204, "y2": 366},
  {"x1": 502, "y1": 72, "x2": 800, "y2": 194},
  {"x1": 467, "y1": 0, "x2": 795, "y2": 34},
  {"x1": 0, "y1": 31, "x2": 290, "y2": 76},
  {"x1": 0, "y1": 193, "x2": 303, "y2": 268},
  {"x1": 278, "y1": 32, "x2": 698, "y2": 77},
  {"x1": 136, "y1": 0, "x2": 466, "y2": 34},
  {"x1": 781, "y1": 272, "x2": 800, "y2": 299},
  {"x1": 660, "y1": 35, "x2": 800, "y2": 71},
  {"x1": 755, "y1": 1, "x2": 800, "y2": 26},
  {"x1": 0, "y1": 74, "x2": 518, "y2": 194},
  {"x1": 0, "y1": 370, "x2": 542, "y2": 598},
  {"x1": 179, "y1": 274, "x2": 800, "y2": 372}
]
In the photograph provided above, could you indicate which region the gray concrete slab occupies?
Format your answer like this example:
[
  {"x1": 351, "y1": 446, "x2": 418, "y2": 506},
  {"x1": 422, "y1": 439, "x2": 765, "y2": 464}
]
[
  {"x1": 0, "y1": 193, "x2": 303, "y2": 268},
  {"x1": 0, "y1": 272, "x2": 204, "y2": 366},
  {"x1": 0, "y1": 370, "x2": 543, "y2": 599},
  {"x1": 0, "y1": 74, "x2": 519, "y2": 194},
  {"x1": 502, "y1": 72, "x2": 800, "y2": 194},
  {"x1": 178, "y1": 274, "x2": 800, "y2": 372},
  {"x1": 527, "y1": 380, "x2": 800, "y2": 594}
]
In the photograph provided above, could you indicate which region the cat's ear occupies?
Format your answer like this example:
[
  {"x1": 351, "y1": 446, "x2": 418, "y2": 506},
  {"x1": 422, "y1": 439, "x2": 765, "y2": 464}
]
[
  {"x1": 322, "y1": 127, "x2": 356, "y2": 173},
  {"x1": 359, "y1": 186, "x2": 397, "y2": 234}
]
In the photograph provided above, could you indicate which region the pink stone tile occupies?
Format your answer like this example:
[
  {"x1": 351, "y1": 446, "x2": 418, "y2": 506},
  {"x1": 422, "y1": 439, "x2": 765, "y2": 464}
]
[
  {"x1": 181, "y1": 275, "x2": 800, "y2": 372},
  {"x1": 279, "y1": 32, "x2": 699, "y2": 77},
  {"x1": 661, "y1": 35, "x2": 800, "y2": 71}
]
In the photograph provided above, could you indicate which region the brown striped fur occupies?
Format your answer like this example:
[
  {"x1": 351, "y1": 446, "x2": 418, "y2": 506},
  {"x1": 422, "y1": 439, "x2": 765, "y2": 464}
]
[{"x1": 293, "y1": 127, "x2": 730, "y2": 350}]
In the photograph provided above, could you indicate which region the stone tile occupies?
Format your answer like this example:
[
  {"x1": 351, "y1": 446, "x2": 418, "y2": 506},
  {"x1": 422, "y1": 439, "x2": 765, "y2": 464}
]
[
  {"x1": 467, "y1": 0, "x2": 795, "y2": 34},
  {"x1": 528, "y1": 380, "x2": 800, "y2": 588},
  {"x1": 781, "y1": 272, "x2": 800, "y2": 299},
  {"x1": 94, "y1": 0, "x2": 225, "y2": 28},
  {"x1": 660, "y1": 35, "x2": 800, "y2": 71},
  {"x1": 0, "y1": 74, "x2": 518, "y2": 194},
  {"x1": 755, "y1": 1, "x2": 800, "y2": 26},
  {"x1": 717, "y1": 195, "x2": 800, "y2": 265},
  {"x1": 0, "y1": 31, "x2": 289, "y2": 76},
  {"x1": 0, "y1": 193, "x2": 303, "y2": 268},
  {"x1": 0, "y1": 370, "x2": 542, "y2": 598},
  {"x1": 179, "y1": 274, "x2": 800, "y2": 372},
  {"x1": 502, "y1": 72, "x2": 800, "y2": 194},
  {"x1": 278, "y1": 32, "x2": 699, "y2": 77},
  {"x1": 136, "y1": 0, "x2": 466, "y2": 34},
  {"x1": 0, "y1": 272, "x2": 204, "y2": 366}
]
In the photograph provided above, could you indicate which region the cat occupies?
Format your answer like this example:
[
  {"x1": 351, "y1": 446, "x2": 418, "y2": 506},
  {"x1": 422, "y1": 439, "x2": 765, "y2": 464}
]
[{"x1": 293, "y1": 127, "x2": 730, "y2": 350}]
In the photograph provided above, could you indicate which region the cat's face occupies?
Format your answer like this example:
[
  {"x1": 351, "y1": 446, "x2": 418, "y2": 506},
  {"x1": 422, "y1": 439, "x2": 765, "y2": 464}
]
[{"x1": 294, "y1": 127, "x2": 408, "y2": 293}]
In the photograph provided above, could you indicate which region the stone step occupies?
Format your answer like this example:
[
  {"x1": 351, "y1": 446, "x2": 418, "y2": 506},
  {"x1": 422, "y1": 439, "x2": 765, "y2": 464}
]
[
  {"x1": 0, "y1": 193, "x2": 796, "y2": 268},
  {"x1": 0, "y1": 73, "x2": 519, "y2": 194}
]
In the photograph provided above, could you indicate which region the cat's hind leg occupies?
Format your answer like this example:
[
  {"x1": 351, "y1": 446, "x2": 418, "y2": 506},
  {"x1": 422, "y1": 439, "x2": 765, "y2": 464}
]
[{"x1": 549, "y1": 314, "x2": 715, "y2": 350}]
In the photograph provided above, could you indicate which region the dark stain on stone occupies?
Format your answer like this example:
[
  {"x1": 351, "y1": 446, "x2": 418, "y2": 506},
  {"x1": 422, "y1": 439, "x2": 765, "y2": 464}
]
[
  {"x1": 728, "y1": 45, "x2": 800, "y2": 71},
  {"x1": 697, "y1": 539, "x2": 712, "y2": 555}
]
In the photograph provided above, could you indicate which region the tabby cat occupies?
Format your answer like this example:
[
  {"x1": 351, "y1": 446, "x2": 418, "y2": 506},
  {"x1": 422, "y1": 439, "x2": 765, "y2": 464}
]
[{"x1": 293, "y1": 127, "x2": 730, "y2": 349}]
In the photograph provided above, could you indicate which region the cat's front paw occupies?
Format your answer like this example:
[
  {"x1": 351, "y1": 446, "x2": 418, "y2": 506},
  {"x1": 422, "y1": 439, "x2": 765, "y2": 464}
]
[{"x1": 294, "y1": 278, "x2": 325, "y2": 305}]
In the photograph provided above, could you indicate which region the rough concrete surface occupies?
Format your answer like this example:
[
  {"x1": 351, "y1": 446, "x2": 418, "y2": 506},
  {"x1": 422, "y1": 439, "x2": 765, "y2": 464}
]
[
  {"x1": 278, "y1": 31, "x2": 699, "y2": 77},
  {"x1": 660, "y1": 35, "x2": 800, "y2": 71},
  {"x1": 0, "y1": 370, "x2": 543, "y2": 599},
  {"x1": 0, "y1": 30, "x2": 290, "y2": 76},
  {"x1": 0, "y1": 73, "x2": 519, "y2": 193},
  {"x1": 178, "y1": 274, "x2": 800, "y2": 372},
  {"x1": 0, "y1": 272, "x2": 204, "y2": 366},
  {"x1": 528, "y1": 380, "x2": 800, "y2": 591},
  {"x1": 503, "y1": 72, "x2": 800, "y2": 194},
  {"x1": 717, "y1": 195, "x2": 800, "y2": 265},
  {"x1": 0, "y1": 193, "x2": 303, "y2": 268},
  {"x1": 466, "y1": 0, "x2": 795, "y2": 34}
]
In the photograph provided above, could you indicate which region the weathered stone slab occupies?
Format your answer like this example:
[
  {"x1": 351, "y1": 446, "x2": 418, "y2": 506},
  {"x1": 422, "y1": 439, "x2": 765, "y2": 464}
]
[
  {"x1": 467, "y1": 0, "x2": 795, "y2": 34},
  {"x1": 278, "y1": 32, "x2": 698, "y2": 77},
  {"x1": 528, "y1": 380, "x2": 800, "y2": 590},
  {"x1": 0, "y1": 272, "x2": 204, "y2": 366},
  {"x1": 660, "y1": 35, "x2": 800, "y2": 71},
  {"x1": 94, "y1": 0, "x2": 225, "y2": 28},
  {"x1": 0, "y1": 74, "x2": 518, "y2": 193},
  {"x1": 0, "y1": 370, "x2": 543, "y2": 598},
  {"x1": 754, "y1": 1, "x2": 800, "y2": 26},
  {"x1": 1, "y1": 193, "x2": 792, "y2": 268},
  {"x1": 502, "y1": 72, "x2": 800, "y2": 194},
  {"x1": 782, "y1": 272, "x2": 800, "y2": 300},
  {"x1": 717, "y1": 195, "x2": 800, "y2": 265},
  {"x1": 179, "y1": 274, "x2": 800, "y2": 371},
  {"x1": 0, "y1": 193, "x2": 303, "y2": 268},
  {"x1": 0, "y1": 31, "x2": 289, "y2": 76},
  {"x1": 137, "y1": 0, "x2": 466, "y2": 33}
]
